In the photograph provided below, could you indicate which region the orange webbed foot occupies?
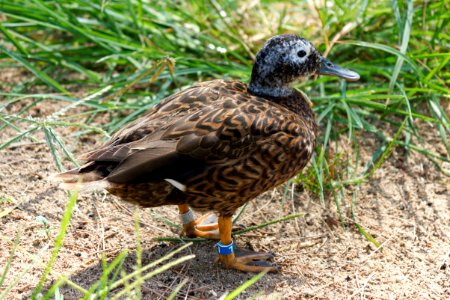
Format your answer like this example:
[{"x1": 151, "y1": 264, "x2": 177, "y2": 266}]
[
  {"x1": 217, "y1": 243, "x2": 279, "y2": 272},
  {"x1": 184, "y1": 212, "x2": 220, "y2": 239},
  {"x1": 216, "y1": 215, "x2": 279, "y2": 272},
  {"x1": 178, "y1": 205, "x2": 220, "y2": 239}
]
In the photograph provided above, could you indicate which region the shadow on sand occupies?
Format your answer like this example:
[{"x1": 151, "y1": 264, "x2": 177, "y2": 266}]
[{"x1": 53, "y1": 241, "x2": 300, "y2": 299}]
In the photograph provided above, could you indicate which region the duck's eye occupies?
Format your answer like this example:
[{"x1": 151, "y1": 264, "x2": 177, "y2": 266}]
[{"x1": 297, "y1": 50, "x2": 307, "y2": 58}]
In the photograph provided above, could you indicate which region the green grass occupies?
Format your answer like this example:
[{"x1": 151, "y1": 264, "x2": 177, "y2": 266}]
[
  {"x1": 1, "y1": 0, "x2": 449, "y2": 298},
  {"x1": 0, "y1": 192, "x2": 266, "y2": 299}
]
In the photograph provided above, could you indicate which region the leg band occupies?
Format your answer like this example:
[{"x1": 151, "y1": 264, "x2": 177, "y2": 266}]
[
  {"x1": 179, "y1": 208, "x2": 195, "y2": 225},
  {"x1": 216, "y1": 241, "x2": 235, "y2": 255}
]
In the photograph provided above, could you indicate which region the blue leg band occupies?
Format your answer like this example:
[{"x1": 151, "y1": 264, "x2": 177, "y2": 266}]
[{"x1": 217, "y1": 241, "x2": 235, "y2": 255}]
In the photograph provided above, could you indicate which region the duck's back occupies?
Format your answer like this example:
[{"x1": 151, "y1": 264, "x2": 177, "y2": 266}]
[
  {"x1": 64, "y1": 80, "x2": 317, "y2": 214},
  {"x1": 101, "y1": 80, "x2": 247, "y2": 147}
]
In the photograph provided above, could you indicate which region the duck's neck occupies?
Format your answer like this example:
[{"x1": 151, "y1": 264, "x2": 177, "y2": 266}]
[
  {"x1": 248, "y1": 83, "x2": 315, "y2": 123},
  {"x1": 248, "y1": 82, "x2": 294, "y2": 98}
]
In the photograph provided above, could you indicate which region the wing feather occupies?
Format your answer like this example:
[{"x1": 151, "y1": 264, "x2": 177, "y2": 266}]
[{"x1": 75, "y1": 80, "x2": 307, "y2": 185}]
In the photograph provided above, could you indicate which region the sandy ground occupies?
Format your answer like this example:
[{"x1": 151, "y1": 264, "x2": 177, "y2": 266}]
[{"x1": 1, "y1": 91, "x2": 449, "y2": 299}]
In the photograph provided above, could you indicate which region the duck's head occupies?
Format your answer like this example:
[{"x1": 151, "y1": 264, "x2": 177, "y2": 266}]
[{"x1": 248, "y1": 34, "x2": 359, "y2": 98}]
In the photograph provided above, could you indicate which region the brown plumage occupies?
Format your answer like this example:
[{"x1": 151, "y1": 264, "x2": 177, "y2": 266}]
[{"x1": 55, "y1": 34, "x2": 359, "y2": 272}]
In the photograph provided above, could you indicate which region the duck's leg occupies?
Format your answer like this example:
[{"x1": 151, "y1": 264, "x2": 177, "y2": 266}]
[
  {"x1": 216, "y1": 215, "x2": 278, "y2": 272},
  {"x1": 178, "y1": 204, "x2": 219, "y2": 239}
]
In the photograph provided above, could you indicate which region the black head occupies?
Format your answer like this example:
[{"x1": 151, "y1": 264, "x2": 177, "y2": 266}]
[{"x1": 248, "y1": 34, "x2": 359, "y2": 97}]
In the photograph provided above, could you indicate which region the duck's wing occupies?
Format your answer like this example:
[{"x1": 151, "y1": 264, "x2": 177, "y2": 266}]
[
  {"x1": 81, "y1": 79, "x2": 241, "y2": 152},
  {"x1": 95, "y1": 95, "x2": 304, "y2": 184}
]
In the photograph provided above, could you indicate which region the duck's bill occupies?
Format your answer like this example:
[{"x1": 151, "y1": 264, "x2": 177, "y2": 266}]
[{"x1": 318, "y1": 57, "x2": 360, "y2": 81}]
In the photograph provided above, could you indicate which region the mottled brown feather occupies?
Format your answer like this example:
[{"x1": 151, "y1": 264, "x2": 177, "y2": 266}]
[{"x1": 64, "y1": 80, "x2": 317, "y2": 216}]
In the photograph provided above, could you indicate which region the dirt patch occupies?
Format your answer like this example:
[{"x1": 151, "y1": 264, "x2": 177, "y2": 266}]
[{"x1": 1, "y1": 95, "x2": 449, "y2": 299}]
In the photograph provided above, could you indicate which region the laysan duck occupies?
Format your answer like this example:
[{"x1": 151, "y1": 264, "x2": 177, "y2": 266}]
[{"x1": 55, "y1": 34, "x2": 359, "y2": 272}]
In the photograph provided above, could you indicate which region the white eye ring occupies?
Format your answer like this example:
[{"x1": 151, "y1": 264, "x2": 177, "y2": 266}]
[{"x1": 297, "y1": 50, "x2": 307, "y2": 58}]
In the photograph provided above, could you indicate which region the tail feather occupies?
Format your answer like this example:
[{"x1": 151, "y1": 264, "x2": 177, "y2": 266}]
[{"x1": 49, "y1": 162, "x2": 111, "y2": 192}]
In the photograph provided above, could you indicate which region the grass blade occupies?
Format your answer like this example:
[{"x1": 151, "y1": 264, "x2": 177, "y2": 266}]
[
  {"x1": 0, "y1": 230, "x2": 21, "y2": 289},
  {"x1": 166, "y1": 278, "x2": 189, "y2": 300},
  {"x1": 354, "y1": 222, "x2": 381, "y2": 248},
  {"x1": 343, "y1": 40, "x2": 420, "y2": 74},
  {"x1": 223, "y1": 270, "x2": 268, "y2": 300},
  {"x1": 30, "y1": 190, "x2": 78, "y2": 299},
  {"x1": 0, "y1": 45, "x2": 70, "y2": 94},
  {"x1": 388, "y1": 0, "x2": 414, "y2": 97}
]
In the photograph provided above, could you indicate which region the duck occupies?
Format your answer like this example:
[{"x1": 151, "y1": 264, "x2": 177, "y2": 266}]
[{"x1": 55, "y1": 34, "x2": 359, "y2": 272}]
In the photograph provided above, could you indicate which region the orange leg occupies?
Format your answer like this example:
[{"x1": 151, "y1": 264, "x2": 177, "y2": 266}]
[
  {"x1": 216, "y1": 216, "x2": 278, "y2": 272},
  {"x1": 177, "y1": 204, "x2": 219, "y2": 239}
]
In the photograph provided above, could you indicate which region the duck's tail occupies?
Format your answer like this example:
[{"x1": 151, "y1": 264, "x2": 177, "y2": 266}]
[{"x1": 49, "y1": 161, "x2": 112, "y2": 192}]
